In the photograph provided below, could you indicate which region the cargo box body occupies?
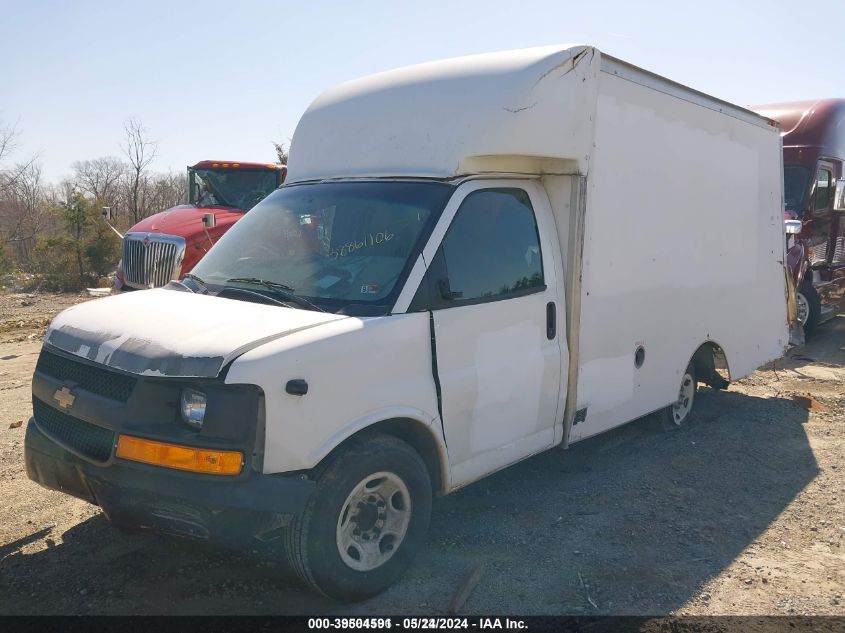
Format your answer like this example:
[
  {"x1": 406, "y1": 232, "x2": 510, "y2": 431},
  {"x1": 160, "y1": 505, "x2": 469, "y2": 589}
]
[{"x1": 568, "y1": 54, "x2": 787, "y2": 442}]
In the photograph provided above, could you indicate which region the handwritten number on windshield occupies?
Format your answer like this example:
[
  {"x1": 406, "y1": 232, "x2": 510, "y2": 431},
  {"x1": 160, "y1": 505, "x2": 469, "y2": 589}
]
[{"x1": 330, "y1": 230, "x2": 394, "y2": 259}]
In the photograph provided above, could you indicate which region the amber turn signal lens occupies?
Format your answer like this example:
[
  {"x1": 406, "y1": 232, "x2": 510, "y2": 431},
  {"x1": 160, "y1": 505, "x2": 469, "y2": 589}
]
[{"x1": 116, "y1": 435, "x2": 243, "y2": 476}]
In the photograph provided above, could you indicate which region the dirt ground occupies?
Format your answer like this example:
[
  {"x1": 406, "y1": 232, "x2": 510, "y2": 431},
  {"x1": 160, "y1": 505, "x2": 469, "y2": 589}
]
[{"x1": 0, "y1": 290, "x2": 842, "y2": 615}]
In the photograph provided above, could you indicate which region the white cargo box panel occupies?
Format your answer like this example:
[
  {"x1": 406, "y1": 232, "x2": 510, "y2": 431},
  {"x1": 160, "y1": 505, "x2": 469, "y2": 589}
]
[{"x1": 568, "y1": 54, "x2": 786, "y2": 441}]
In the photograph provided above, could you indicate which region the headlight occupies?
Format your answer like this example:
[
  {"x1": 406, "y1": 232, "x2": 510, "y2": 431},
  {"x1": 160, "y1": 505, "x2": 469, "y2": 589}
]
[{"x1": 180, "y1": 388, "x2": 207, "y2": 429}]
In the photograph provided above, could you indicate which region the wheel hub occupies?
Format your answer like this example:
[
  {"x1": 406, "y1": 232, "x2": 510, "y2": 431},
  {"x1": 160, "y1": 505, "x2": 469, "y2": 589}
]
[
  {"x1": 351, "y1": 497, "x2": 386, "y2": 535},
  {"x1": 336, "y1": 471, "x2": 412, "y2": 571},
  {"x1": 796, "y1": 292, "x2": 809, "y2": 325},
  {"x1": 672, "y1": 372, "x2": 695, "y2": 425}
]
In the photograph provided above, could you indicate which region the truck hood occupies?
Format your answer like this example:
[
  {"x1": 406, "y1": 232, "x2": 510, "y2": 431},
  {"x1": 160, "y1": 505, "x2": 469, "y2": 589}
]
[
  {"x1": 129, "y1": 204, "x2": 245, "y2": 235},
  {"x1": 44, "y1": 288, "x2": 346, "y2": 378}
]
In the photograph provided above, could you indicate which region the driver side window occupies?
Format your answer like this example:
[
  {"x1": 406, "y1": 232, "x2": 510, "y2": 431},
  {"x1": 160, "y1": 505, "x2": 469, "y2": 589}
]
[
  {"x1": 410, "y1": 188, "x2": 544, "y2": 311},
  {"x1": 814, "y1": 168, "x2": 833, "y2": 215}
]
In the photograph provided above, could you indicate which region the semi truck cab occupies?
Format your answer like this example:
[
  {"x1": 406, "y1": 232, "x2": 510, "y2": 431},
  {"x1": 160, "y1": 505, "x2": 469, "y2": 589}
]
[
  {"x1": 115, "y1": 161, "x2": 287, "y2": 290},
  {"x1": 751, "y1": 99, "x2": 845, "y2": 333}
]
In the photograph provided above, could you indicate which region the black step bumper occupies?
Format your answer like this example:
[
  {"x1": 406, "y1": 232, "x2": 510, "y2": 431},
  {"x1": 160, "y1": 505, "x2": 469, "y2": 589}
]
[{"x1": 25, "y1": 418, "x2": 315, "y2": 544}]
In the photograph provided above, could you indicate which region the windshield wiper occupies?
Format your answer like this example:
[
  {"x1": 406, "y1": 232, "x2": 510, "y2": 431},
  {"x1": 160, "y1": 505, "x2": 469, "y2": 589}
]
[
  {"x1": 181, "y1": 273, "x2": 209, "y2": 293},
  {"x1": 225, "y1": 277, "x2": 326, "y2": 312},
  {"x1": 227, "y1": 277, "x2": 295, "y2": 292}
]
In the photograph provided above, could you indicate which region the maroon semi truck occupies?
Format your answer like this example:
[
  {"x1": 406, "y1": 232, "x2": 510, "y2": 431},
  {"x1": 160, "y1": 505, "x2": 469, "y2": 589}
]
[
  {"x1": 114, "y1": 160, "x2": 287, "y2": 290},
  {"x1": 751, "y1": 99, "x2": 845, "y2": 333}
]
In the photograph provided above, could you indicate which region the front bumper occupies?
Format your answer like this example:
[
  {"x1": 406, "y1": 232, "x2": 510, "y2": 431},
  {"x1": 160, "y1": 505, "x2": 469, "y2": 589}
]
[{"x1": 25, "y1": 418, "x2": 315, "y2": 543}]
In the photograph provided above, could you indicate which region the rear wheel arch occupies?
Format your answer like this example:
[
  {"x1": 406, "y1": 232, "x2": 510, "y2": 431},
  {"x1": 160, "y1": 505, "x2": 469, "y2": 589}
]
[
  {"x1": 688, "y1": 341, "x2": 731, "y2": 390},
  {"x1": 656, "y1": 341, "x2": 731, "y2": 432}
]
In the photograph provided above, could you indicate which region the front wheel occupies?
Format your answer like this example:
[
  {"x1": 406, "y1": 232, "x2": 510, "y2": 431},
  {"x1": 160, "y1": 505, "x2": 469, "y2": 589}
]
[
  {"x1": 285, "y1": 434, "x2": 432, "y2": 602},
  {"x1": 659, "y1": 363, "x2": 698, "y2": 430},
  {"x1": 797, "y1": 280, "x2": 821, "y2": 335}
]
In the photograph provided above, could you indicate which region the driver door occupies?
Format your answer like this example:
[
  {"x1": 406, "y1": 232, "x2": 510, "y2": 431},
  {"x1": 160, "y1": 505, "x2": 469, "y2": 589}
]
[{"x1": 406, "y1": 180, "x2": 564, "y2": 489}]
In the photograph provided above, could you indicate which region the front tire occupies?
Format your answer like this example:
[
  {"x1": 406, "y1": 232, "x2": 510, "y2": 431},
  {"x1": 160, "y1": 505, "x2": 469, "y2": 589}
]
[
  {"x1": 797, "y1": 280, "x2": 821, "y2": 336},
  {"x1": 285, "y1": 433, "x2": 432, "y2": 602},
  {"x1": 659, "y1": 363, "x2": 698, "y2": 430}
]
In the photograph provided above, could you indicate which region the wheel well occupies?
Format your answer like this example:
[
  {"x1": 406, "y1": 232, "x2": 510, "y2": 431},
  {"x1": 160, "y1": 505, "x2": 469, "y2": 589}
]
[
  {"x1": 315, "y1": 418, "x2": 446, "y2": 495},
  {"x1": 689, "y1": 342, "x2": 731, "y2": 390}
]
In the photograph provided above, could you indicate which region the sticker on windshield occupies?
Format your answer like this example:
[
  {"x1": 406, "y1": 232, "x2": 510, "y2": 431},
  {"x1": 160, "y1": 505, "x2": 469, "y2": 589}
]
[
  {"x1": 360, "y1": 283, "x2": 380, "y2": 295},
  {"x1": 316, "y1": 275, "x2": 342, "y2": 289}
]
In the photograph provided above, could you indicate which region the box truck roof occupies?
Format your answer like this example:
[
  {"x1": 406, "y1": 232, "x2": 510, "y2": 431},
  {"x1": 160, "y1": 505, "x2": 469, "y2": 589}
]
[
  {"x1": 287, "y1": 44, "x2": 776, "y2": 183},
  {"x1": 287, "y1": 44, "x2": 598, "y2": 182}
]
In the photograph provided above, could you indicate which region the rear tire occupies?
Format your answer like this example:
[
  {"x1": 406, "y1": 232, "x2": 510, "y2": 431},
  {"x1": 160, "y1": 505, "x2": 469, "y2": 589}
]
[
  {"x1": 659, "y1": 363, "x2": 698, "y2": 431},
  {"x1": 285, "y1": 433, "x2": 432, "y2": 602},
  {"x1": 797, "y1": 280, "x2": 821, "y2": 336}
]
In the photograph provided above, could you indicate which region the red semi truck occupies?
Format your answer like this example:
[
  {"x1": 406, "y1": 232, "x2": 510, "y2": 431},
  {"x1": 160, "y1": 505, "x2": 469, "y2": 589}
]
[
  {"x1": 114, "y1": 160, "x2": 287, "y2": 290},
  {"x1": 751, "y1": 99, "x2": 845, "y2": 333}
]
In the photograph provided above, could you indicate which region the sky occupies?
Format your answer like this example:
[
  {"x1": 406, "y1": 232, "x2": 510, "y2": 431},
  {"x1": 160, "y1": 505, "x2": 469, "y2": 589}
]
[{"x1": 0, "y1": 0, "x2": 840, "y2": 183}]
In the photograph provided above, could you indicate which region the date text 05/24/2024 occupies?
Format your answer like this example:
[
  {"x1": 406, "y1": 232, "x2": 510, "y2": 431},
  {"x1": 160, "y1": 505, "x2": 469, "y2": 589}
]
[{"x1": 307, "y1": 618, "x2": 528, "y2": 630}]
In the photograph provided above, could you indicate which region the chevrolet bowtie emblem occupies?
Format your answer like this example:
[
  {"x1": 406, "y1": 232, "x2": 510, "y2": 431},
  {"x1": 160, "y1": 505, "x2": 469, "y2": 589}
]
[{"x1": 53, "y1": 386, "x2": 76, "y2": 409}]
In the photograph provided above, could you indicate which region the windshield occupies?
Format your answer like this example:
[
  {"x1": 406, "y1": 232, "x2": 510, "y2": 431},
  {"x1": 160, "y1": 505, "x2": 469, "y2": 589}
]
[
  {"x1": 784, "y1": 164, "x2": 810, "y2": 210},
  {"x1": 189, "y1": 168, "x2": 279, "y2": 210},
  {"x1": 191, "y1": 181, "x2": 454, "y2": 312}
]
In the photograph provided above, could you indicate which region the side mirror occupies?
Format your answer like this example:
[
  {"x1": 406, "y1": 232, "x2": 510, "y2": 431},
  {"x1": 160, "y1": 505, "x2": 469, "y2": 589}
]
[
  {"x1": 784, "y1": 219, "x2": 802, "y2": 235},
  {"x1": 834, "y1": 179, "x2": 845, "y2": 211},
  {"x1": 202, "y1": 213, "x2": 217, "y2": 229},
  {"x1": 100, "y1": 206, "x2": 124, "y2": 239}
]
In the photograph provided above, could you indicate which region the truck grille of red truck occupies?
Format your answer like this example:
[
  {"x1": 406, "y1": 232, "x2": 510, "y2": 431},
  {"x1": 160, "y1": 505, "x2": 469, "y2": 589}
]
[
  {"x1": 122, "y1": 233, "x2": 187, "y2": 289},
  {"x1": 32, "y1": 398, "x2": 115, "y2": 463}
]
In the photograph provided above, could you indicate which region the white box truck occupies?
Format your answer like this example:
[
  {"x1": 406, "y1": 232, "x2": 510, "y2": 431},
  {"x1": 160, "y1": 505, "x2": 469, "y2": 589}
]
[{"x1": 25, "y1": 44, "x2": 789, "y2": 601}]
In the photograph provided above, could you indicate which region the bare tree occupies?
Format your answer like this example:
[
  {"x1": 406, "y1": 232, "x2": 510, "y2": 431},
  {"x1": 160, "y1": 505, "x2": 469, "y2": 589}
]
[
  {"x1": 122, "y1": 118, "x2": 158, "y2": 223},
  {"x1": 0, "y1": 161, "x2": 50, "y2": 267},
  {"x1": 0, "y1": 119, "x2": 18, "y2": 165},
  {"x1": 0, "y1": 118, "x2": 37, "y2": 198},
  {"x1": 147, "y1": 170, "x2": 187, "y2": 213},
  {"x1": 72, "y1": 156, "x2": 126, "y2": 206},
  {"x1": 273, "y1": 140, "x2": 289, "y2": 165}
]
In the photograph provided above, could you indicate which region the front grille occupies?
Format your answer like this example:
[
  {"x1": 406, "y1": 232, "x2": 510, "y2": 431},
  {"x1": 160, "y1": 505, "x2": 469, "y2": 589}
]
[
  {"x1": 809, "y1": 242, "x2": 828, "y2": 266},
  {"x1": 123, "y1": 233, "x2": 186, "y2": 288},
  {"x1": 33, "y1": 398, "x2": 115, "y2": 463},
  {"x1": 36, "y1": 349, "x2": 137, "y2": 402},
  {"x1": 834, "y1": 237, "x2": 845, "y2": 265}
]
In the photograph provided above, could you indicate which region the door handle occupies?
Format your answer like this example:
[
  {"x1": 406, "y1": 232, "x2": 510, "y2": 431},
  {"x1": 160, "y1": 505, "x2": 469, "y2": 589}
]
[{"x1": 546, "y1": 302, "x2": 556, "y2": 340}]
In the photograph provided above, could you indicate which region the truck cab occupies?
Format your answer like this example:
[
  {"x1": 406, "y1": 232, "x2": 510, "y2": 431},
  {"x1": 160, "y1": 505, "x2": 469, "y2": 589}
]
[
  {"x1": 751, "y1": 99, "x2": 845, "y2": 332},
  {"x1": 114, "y1": 161, "x2": 287, "y2": 290}
]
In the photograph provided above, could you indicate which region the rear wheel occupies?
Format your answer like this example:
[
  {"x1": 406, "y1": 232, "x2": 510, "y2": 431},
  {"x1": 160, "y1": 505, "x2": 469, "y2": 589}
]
[
  {"x1": 285, "y1": 434, "x2": 432, "y2": 602},
  {"x1": 659, "y1": 363, "x2": 698, "y2": 430}
]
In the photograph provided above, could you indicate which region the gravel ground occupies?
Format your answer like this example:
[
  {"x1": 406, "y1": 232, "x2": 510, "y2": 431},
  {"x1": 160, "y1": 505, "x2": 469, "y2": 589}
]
[{"x1": 0, "y1": 290, "x2": 842, "y2": 615}]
